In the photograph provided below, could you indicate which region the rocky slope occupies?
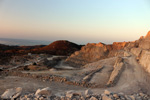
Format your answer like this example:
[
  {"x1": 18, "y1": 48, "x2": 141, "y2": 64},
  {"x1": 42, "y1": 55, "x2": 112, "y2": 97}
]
[
  {"x1": 65, "y1": 41, "x2": 129, "y2": 67},
  {"x1": 65, "y1": 31, "x2": 150, "y2": 72}
]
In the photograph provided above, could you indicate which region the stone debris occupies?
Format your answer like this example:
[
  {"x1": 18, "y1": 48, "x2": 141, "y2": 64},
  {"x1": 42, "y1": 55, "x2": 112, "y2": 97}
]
[
  {"x1": 35, "y1": 87, "x2": 52, "y2": 97},
  {"x1": 1, "y1": 87, "x2": 22, "y2": 99},
  {"x1": 1, "y1": 88, "x2": 150, "y2": 100}
]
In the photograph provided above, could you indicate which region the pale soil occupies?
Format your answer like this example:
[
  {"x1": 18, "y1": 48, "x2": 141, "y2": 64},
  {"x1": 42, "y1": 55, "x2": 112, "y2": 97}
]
[
  {"x1": 1, "y1": 55, "x2": 150, "y2": 96},
  {"x1": 0, "y1": 76, "x2": 86, "y2": 95}
]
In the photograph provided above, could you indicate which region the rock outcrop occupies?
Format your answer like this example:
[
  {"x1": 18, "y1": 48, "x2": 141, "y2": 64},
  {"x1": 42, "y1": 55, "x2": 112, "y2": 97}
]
[
  {"x1": 106, "y1": 57, "x2": 125, "y2": 86},
  {"x1": 139, "y1": 50, "x2": 150, "y2": 73},
  {"x1": 144, "y1": 31, "x2": 150, "y2": 39},
  {"x1": 65, "y1": 42, "x2": 129, "y2": 67},
  {"x1": 128, "y1": 31, "x2": 150, "y2": 73},
  {"x1": 65, "y1": 42, "x2": 109, "y2": 67}
]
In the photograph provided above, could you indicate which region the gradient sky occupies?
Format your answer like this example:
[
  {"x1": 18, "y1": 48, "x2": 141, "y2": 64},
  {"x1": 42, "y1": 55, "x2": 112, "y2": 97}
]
[{"x1": 0, "y1": 0, "x2": 150, "y2": 44}]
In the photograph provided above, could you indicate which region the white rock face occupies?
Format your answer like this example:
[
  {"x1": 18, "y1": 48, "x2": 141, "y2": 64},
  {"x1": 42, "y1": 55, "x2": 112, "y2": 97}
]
[
  {"x1": 35, "y1": 87, "x2": 52, "y2": 97},
  {"x1": 1, "y1": 87, "x2": 22, "y2": 99},
  {"x1": 139, "y1": 50, "x2": 150, "y2": 73}
]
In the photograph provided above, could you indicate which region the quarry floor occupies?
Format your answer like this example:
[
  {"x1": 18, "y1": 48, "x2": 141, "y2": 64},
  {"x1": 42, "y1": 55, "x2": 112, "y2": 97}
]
[
  {"x1": 0, "y1": 75, "x2": 87, "y2": 95},
  {"x1": 1, "y1": 55, "x2": 150, "y2": 96}
]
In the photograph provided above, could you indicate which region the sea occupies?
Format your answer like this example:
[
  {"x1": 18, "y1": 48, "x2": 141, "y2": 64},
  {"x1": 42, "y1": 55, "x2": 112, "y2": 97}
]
[{"x1": 0, "y1": 38, "x2": 51, "y2": 46}]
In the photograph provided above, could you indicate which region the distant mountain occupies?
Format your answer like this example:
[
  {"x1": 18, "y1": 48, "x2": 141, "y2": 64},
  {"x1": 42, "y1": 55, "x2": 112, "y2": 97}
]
[{"x1": 0, "y1": 38, "x2": 50, "y2": 46}]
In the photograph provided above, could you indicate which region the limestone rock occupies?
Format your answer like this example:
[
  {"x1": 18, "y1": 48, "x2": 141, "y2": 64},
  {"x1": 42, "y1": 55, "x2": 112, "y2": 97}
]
[
  {"x1": 139, "y1": 50, "x2": 150, "y2": 73},
  {"x1": 139, "y1": 40, "x2": 150, "y2": 50},
  {"x1": 90, "y1": 96, "x2": 98, "y2": 100},
  {"x1": 113, "y1": 94, "x2": 119, "y2": 99},
  {"x1": 49, "y1": 68, "x2": 57, "y2": 71},
  {"x1": 123, "y1": 51, "x2": 131, "y2": 57},
  {"x1": 102, "y1": 95, "x2": 113, "y2": 100},
  {"x1": 106, "y1": 57, "x2": 125, "y2": 86},
  {"x1": 1, "y1": 87, "x2": 22, "y2": 99},
  {"x1": 66, "y1": 90, "x2": 74, "y2": 98},
  {"x1": 85, "y1": 89, "x2": 93, "y2": 96},
  {"x1": 35, "y1": 87, "x2": 52, "y2": 97},
  {"x1": 104, "y1": 90, "x2": 111, "y2": 95},
  {"x1": 130, "y1": 48, "x2": 142, "y2": 57}
]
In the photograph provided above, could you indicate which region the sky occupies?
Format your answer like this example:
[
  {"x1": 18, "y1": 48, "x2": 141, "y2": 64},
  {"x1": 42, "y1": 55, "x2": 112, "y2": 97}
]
[{"x1": 0, "y1": 0, "x2": 150, "y2": 44}]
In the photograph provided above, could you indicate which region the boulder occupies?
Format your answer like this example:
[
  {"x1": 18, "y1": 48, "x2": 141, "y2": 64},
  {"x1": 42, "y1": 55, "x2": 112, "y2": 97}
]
[
  {"x1": 1, "y1": 87, "x2": 22, "y2": 99},
  {"x1": 65, "y1": 90, "x2": 82, "y2": 98},
  {"x1": 104, "y1": 90, "x2": 111, "y2": 95},
  {"x1": 90, "y1": 96, "x2": 98, "y2": 100},
  {"x1": 35, "y1": 87, "x2": 52, "y2": 97},
  {"x1": 113, "y1": 94, "x2": 119, "y2": 99},
  {"x1": 66, "y1": 90, "x2": 74, "y2": 98},
  {"x1": 102, "y1": 95, "x2": 113, "y2": 100},
  {"x1": 85, "y1": 89, "x2": 93, "y2": 96},
  {"x1": 49, "y1": 68, "x2": 57, "y2": 71}
]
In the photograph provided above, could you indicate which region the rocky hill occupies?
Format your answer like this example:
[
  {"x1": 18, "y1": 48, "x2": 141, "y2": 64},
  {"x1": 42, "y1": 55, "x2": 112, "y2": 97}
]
[
  {"x1": 31, "y1": 40, "x2": 82, "y2": 55},
  {"x1": 0, "y1": 40, "x2": 82, "y2": 56}
]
